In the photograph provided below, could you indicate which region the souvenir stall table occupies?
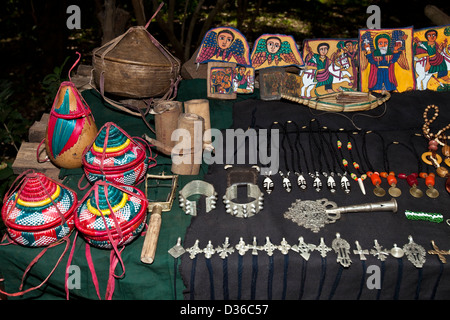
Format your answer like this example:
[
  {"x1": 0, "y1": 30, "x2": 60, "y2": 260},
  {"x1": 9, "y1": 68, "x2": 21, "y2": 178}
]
[{"x1": 2, "y1": 18, "x2": 450, "y2": 300}]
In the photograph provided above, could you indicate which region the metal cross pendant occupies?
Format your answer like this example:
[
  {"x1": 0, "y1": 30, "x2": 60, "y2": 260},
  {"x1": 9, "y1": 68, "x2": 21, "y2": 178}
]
[
  {"x1": 428, "y1": 240, "x2": 450, "y2": 264},
  {"x1": 332, "y1": 233, "x2": 352, "y2": 268},
  {"x1": 292, "y1": 236, "x2": 316, "y2": 261},
  {"x1": 203, "y1": 240, "x2": 216, "y2": 259},
  {"x1": 247, "y1": 236, "x2": 262, "y2": 255},
  {"x1": 262, "y1": 237, "x2": 277, "y2": 256},
  {"x1": 235, "y1": 237, "x2": 249, "y2": 256},
  {"x1": 216, "y1": 237, "x2": 235, "y2": 259},
  {"x1": 186, "y1": 240, "x2": 203, "y2": 259},
  {"x1": 315, "y1": 237, "x2": 332, "y2": 258},
  {"x1": 278, "y1": 238, "x2": 292, "y2": 255},
  {"x1": 370, "y1": 239, "x2": 389, "y2": 261},
  {"x1": 353, "y1": 241, "x2": 369, "y2": 260},
  {"x1": 403, "y1": 235, "x2": 426, "y2": 268}
]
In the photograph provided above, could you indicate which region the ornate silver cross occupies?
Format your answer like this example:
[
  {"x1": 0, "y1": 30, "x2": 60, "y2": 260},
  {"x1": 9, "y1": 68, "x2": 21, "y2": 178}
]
[
  {"x1": 370, "y1": 239, "x2": 390, "y2": 261},
  {"x1": 278, "y1": 238, "x2": 292, "y2": 255},
  {"x1": 203, "y1": 240, "x2": 216, "y2": 259},
  {"x1": 216, "y1": 237, "x2": 235, "y2": 259},
  {"x1": 315, "y1": 237, "x2": 332, "y2": 258},
  {"x1": 332, "y1": 233, "x2": 352, "y2": 268},
  {"x1": 186, "y1": 240, "x2": 203, "y2": 259},
  {"x1": 403, "y1": 235, "x2": 426, "y2": 268},
  {"x1": 292, "y1": 236, "x2": 316, "y2": 261}
]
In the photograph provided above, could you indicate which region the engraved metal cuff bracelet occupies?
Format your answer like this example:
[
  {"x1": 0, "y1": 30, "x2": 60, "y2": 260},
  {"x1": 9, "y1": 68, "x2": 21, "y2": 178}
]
[
  {"x1": 179, "y1": 180, "x2": 217, "y2": 216},
  {"x1": 223, "y1": 182, "x2": 264, "y2": 218}
]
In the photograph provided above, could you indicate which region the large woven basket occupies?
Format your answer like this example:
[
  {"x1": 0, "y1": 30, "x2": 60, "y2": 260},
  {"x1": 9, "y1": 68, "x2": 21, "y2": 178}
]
[
  {"x1": 75, "y1": 181, "x2": 148, "y2": 249},
  {"x1": 1, "y1": 171, "x2": 77, "y2": 247},
  {"x1": 92, "y1": 26, "x2": 181, "y2": 99},
  {"x1": 82, "y1": 122, "x2": 156, "y2": 186}
]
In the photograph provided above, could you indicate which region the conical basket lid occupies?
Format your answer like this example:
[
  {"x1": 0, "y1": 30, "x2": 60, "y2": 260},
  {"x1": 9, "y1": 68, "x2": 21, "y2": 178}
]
[
  {"x1": 83, "y1": 122, "x2": 146, "y2": 169},
  {"x1": 75, "y1": 181, "x2": 148, "y2": 236},
  {"x1": 1, "y1": 172, "x2": 77, "y2": 231},
  {"x1": 94, "y1": 27, "x2": 175, "y2": 67}
]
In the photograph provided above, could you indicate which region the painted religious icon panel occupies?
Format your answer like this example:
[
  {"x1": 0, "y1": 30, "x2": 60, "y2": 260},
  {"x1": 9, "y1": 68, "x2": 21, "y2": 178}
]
[
  {"x1": 299, "y1": 38, "x2": 358, "y2": 98},
  {"x1": 413, "y1": 25, "x2": 450, "y2": 91},
  {"x1": 251, "y1": 34, "x2": 304, "y2": 70},
  {"x1": 196, "y1": 27, "x2": 251, "y2": 67},
  {"x1": 359, "y1": 27, "x2": 415, "y2": 93},
  {"x1": 233, "y1": 65, "x2": 255, "y2": 94},
  {"x1": 207, "y1": 62, "x2": 237, "y2": 99}
]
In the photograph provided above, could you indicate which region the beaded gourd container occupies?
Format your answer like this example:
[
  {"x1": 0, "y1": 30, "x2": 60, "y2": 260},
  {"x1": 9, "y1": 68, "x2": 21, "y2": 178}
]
[
  {"x1": 74, "y1": 181, "x2": 148, "y2": 249},
  {"x1": 44, "y1": 81, "x2": 98, "y2": 169},
  {"x1": 82, "y1": 122, "x2": 155, "y2": 186},
  {"x1": 1, "y1": 171, "x2": 78, "y2": 247}
]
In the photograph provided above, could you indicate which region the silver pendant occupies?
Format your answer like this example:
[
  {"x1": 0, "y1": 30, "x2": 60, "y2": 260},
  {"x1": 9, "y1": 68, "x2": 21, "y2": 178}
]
[
  {"x1": 203, "y1": 240, "x2": 216, "y2": 259},
  {"x1": 312, "y1": 172, "x2": 323, "y2": 192},
  {"x1": 247, "y1": 236, "x2": 262, "y2": 255},
  {"x1": 278, "y1": 238, "x2": 292, "y2": 255},
  {"x1": 186, "y1": 240, "x2": 203, "y2": 259},
  {"x1": 403, "y1": 235, "x2": 426, "y2": 268},
  {"x1": 279, "y1": 171, "x2": 292, "y2": 192},
  {"x1": 262, "y1": 237, "x2": 277, "y2": 256},
  {"x1": 296, "y1": 172, "x2": 307, "y2": 190},
  {"x1": 370, "y1": 239, "x2": 389, "y2": 261},
  {"x1": 353, "y1": 241, "x2": 369, "y2": 260},
  {"x1": 235, "y1": 237, "x2": 249, "y2": 256},
  {"x1": 292, "y1": 236, "x2": 316, "y2": 261},
  {"x1": 340, "y1": 174, "x2": 351, "y2": 194},
  {"x1": 216, "y1": 237, "x2": 235, "y2": 259},
  {"x1": 263, "y1": 175, "x2": 274, "y2": 194},
  {"x1": 315, "y1": 237, "x2": 332, "y2": 258},
  {"x1": 332, "y1": 233, "x2": 352, "y2": 268},
  {"x1": 390, "y1": 244, "x2": 404, "y2": 258},
  {"x1": 168, "y1": 237, "x2": 186, "y2": 259},
  {"x1": 327, "y1": 173, "x2": 337, "y2": 193}
]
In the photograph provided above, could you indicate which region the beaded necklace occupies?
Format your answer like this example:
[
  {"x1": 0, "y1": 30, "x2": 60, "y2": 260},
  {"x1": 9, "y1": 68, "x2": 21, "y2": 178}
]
[
  {"x1": 385, "y1": 141, "x2": 426, "y2": 198},
  {"x1": 421, "y1": 104, "x2": 450, "y2": 179}
]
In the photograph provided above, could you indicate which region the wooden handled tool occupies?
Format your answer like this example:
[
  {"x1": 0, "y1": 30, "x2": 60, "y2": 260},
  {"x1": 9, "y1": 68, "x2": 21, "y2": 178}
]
[
  {"x1": 140, "y1": 204, "x2": 163, "y2": 264},
  {"x1": 140, "y1": 173, "x2": 178, "y2": 264}
]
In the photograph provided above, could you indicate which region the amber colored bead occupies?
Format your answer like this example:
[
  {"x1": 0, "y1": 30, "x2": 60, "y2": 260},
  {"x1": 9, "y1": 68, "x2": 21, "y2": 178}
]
[
  {"x1": 419, "y1": 172, "x2": 428, "y2": 179},
  {"x1": 425, "y1": 174, "x2": 435, "y2": 186},
  {"x1": 442, "y1": 145, "x2": 450, "y2": 157},
  {"x1": 436, "y1": 166, "x2": 449, "y2": 178},
  {"x1": 370, "y1": 172, "x2": 381, "y2": 185},
  {"x1": 387, "y1": 174, "x2": 397, "y2": 185},
  {"x1": 380, "y1": 172, "x2": 388, "y2": 178},
  {"x1": 367, "y1": 171, "x2": 373, "y2": 177}
]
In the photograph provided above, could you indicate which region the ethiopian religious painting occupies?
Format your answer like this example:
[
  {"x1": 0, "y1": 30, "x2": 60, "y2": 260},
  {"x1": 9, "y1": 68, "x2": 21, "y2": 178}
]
[
  {"x1": 359, "y1": 27, "x2": 415, "y2": 93},
  {"x1": 413, "y1": 25, "x2": 450, "y2": 91},
  {"x1": 233, "y1": 65, "x2": 255, "y2": 94},
  {"x1": 207, "y1": 62, "x2": 237, "y2": 99},
  {"x1": 196, "y1": 27, "x2": 251, "y2": 67},
  {"x1": 250, "y1": 34, "x2": 303, "y2": 70},
  {"x1": 299, "y1": 38, "x2": 358, "y2": 98}
]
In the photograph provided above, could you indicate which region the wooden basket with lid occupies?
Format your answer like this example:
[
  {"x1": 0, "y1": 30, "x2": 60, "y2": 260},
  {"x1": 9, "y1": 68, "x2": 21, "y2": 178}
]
[{"x1": 92, "y1": 5, "x2": 181, "y2": 99}]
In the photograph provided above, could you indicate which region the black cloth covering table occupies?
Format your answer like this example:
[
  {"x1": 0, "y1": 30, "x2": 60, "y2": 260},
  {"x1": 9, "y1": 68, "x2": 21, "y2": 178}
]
[{"x1": 180, "y1": 89, "x2": 450, "y2": 300}]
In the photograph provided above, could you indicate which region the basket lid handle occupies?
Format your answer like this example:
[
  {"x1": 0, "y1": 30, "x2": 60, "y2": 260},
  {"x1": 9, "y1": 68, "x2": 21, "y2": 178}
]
[{"x1": 145, "y1": 2, "x2": 164, "y2": 29}]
